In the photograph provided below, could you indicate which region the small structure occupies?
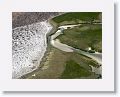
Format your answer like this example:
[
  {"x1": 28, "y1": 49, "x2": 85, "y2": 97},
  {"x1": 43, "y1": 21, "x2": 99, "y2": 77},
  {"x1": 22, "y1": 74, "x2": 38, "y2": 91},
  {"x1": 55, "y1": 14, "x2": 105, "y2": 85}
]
[
  {"x1": 88, "y1": 47, "x2": 92, "y2": 51},
  {"x1": 86, "y1": 47, "x2": 95, "y2": 53},
  {"x1": 86, "y1": 47, "x2": 92, "y2": 51},
  {"x1": 32, "y1": 74, "x2": 36, "y2": 77}
]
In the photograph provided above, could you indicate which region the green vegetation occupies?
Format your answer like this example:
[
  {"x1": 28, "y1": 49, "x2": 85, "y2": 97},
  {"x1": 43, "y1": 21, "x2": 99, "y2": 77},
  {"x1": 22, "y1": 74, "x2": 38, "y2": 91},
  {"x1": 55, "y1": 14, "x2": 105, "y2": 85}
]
[
  {"x1": 60, "y1": 60, "x2": 91, "y2": 79},
  {"x1": 52, "y1": 12, "x2": 102, "y2": 52},
  {"x1": 52, "y1": 12, "x2": 101, "y2": 24},
  {"x1": 21, "y1": 12, "x2": 102, "y2": 79},
  {"x1": 58, "y1": 24, "x2": 102, "y2": 52},
  {"x1": 21, "y1": 47, "x2": 99, "y2": 79}
]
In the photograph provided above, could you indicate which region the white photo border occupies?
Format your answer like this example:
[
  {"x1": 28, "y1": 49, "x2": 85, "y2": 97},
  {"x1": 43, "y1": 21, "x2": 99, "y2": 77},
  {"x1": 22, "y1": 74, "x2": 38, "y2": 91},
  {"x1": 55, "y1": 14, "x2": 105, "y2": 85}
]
[{"x1": 0, "y1": 0, "x2": 114, "y2": 91}]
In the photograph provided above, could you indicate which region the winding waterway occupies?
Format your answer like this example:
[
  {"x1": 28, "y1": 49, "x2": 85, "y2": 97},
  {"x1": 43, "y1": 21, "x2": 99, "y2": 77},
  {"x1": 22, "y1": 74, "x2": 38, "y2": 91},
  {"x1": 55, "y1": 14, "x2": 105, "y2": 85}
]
[{"x1": 50, "y1": 24, "x2": 102, "y2": 75}]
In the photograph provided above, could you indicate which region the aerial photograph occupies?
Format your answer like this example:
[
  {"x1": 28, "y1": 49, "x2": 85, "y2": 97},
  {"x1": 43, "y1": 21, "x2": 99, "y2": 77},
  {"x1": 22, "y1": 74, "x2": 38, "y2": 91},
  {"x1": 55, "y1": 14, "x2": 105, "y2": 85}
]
[{"x1": 12, "y1": 12, "x2": 102, "y2": 79}]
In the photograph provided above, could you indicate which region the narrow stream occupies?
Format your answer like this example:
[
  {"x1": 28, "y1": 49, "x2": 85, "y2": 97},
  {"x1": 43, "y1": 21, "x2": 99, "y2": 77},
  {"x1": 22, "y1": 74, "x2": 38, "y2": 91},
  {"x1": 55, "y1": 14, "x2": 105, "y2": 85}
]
[{"x1": 50, "y1": 24, "x2": 102, "y2": 75}]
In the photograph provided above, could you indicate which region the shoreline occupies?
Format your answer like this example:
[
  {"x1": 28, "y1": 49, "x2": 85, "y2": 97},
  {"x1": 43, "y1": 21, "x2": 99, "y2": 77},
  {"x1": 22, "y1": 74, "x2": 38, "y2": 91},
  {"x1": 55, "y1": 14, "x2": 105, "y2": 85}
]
[
  {"x1": 20, "y1": 14, "x2": 102, "y2": 79},
  {"x1": 35, "y1": 20, "x2": 58, "y2": 70},
  {"x1": 20, "y1": 20, "x2": 58, "y2": 79},
  {"x1": 13, "y1": 21, "x2": 53, "y2": 79}
]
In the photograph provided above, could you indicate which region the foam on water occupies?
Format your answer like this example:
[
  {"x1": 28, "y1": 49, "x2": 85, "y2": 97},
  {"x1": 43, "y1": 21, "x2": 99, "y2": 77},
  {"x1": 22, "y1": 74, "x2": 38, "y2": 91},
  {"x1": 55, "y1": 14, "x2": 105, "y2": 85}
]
[{"x1": 12, "y1": 21, "x2": 52, "y2": 78}]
